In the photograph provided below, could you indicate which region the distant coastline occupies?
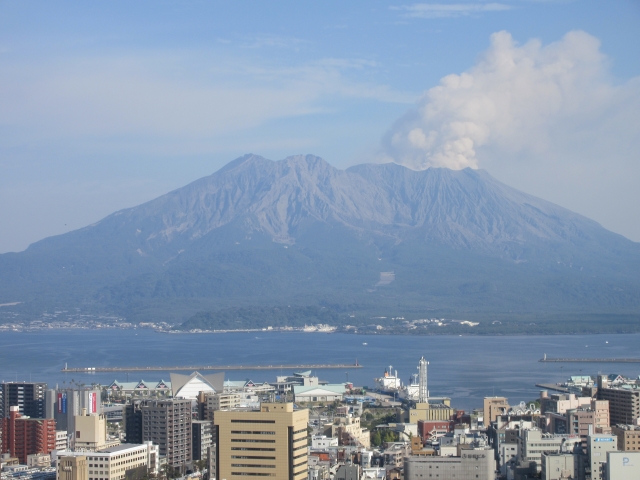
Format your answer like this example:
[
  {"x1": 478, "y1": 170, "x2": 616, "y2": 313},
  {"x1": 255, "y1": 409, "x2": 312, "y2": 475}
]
[{"x1": 2, "y1": 321, "x2": 640, "y2": 336}]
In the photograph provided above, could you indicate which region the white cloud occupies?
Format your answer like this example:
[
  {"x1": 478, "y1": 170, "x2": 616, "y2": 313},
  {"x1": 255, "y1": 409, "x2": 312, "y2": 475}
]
[
  {"x1": 382, "y1": 30, "x2": 640, "y2": 171},
  {"x1": 393, "y1": 3, "x2": 512, "y2": 19}
]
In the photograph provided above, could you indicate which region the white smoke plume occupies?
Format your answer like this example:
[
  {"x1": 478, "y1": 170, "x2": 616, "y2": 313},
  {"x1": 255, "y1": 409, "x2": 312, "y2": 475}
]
[{"x1": 382, "y1": 30, "x2": 637, "y2": 170}]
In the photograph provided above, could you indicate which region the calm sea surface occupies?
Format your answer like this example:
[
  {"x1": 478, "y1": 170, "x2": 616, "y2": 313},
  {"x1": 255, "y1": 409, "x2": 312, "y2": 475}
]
[{"x1": 1, "y1": 330, "x2": 639, "y2": 411}]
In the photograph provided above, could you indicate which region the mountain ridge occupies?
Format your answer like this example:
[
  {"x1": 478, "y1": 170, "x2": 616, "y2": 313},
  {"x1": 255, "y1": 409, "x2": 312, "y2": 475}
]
[{"x1": 1, "y1": 154, "x2": 639, "y2": 323}]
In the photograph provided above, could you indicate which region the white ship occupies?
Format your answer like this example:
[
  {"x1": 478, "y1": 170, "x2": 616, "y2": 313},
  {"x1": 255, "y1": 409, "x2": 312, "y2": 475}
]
[
  {"x1": 374, "y1": 365, "x2": 403, "y2": 394},
  {"x1": 399, "y1": 374, "x2": 420, "y2": 400}
]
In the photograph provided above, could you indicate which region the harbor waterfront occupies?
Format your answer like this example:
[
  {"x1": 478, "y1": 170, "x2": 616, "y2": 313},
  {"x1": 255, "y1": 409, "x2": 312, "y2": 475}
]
[
  {"x1": 61, "y1": 363, "x2": 363, "y2": 372},
  {"x1": 1, "y1": 329, "x2": 639, "y2": 411}
]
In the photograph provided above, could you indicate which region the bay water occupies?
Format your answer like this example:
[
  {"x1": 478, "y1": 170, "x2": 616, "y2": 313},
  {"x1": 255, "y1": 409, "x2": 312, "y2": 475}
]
[{"x1": 1, "y1": 330, "x2": 639, "y2": 411}]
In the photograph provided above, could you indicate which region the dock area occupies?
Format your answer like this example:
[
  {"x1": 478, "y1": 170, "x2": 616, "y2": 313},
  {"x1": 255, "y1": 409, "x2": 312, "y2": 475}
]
[
  {"x1": 539, "y1": 357, "x2": 640, "y2": 363},
  {"x1": 535, "y1": 383, "x2": 569, "y2": 393},
  {"x1": 62, "y1": 363, "x2": 363, "y2": 373}
]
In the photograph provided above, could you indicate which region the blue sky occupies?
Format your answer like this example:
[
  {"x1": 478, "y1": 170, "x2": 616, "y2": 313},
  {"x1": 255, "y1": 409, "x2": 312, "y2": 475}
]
[{"x1": 1, "y1": 1, "x2": 639, "y2": 252}]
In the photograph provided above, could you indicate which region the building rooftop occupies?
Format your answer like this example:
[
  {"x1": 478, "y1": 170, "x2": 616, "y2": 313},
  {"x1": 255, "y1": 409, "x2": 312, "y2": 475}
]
[{"x1": 97, "y1": 443, "x2": 150, "y2": 454}]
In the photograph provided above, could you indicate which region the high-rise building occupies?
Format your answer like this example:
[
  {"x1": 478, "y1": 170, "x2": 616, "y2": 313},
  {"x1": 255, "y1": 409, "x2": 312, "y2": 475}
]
[
  {"x1": 123, "y1": 401, "x2": 143, "y2": 444},
  {"x1": 1, "y1": 406, "x2": 56, "y2": 463},
  {"x1": 191, "y1": 420, "x2": 213, "y2": 461},
  {"x1": 597, "y1": 376, "x2": 640, "y2": 425},
  {"x1": 1, "y1": 383, "x2": 47, "y2": 419},
  {"x1": 57, "y1": 455, "x2": 88, "y2": 480},
  {"x1": 214, "y1": 402, "x2": 308, "y2": 480},
  {"x1": 140, "y1": 398, "x2": 191, "y2": 472},
  {"x1": 45, "y1": 388, "x2": 102, "y2": 434},
  {"x1": 587, "y1": 434, "x2": 618, "y2": 480}
]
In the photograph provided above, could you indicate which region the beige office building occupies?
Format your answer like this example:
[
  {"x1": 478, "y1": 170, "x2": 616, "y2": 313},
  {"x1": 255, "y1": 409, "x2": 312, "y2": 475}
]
[
  {"x1": 199, "y1": 392, "x2": 241, "y2": 422},
  {"x1": 57, "y1": 455, "x2": 88, "y2": 480},
  {"x1": 74, "y1": 411, "x2": 119, "y2": 451},
  {"x1": 409, "y1": 402, "x2": 454, "y2": 423},
  {"x1": 55, "y1": 442, "x2": 159, "y2": 480},
  {"x1": 612, "y1": 424, "x2": 640, "y2": 451},
  {"x1": 484, "y1": 397, "x2": 509, "y2": 425},
  {"x1": 214, "y1": 402, "x2": 308, "y2": 480}
]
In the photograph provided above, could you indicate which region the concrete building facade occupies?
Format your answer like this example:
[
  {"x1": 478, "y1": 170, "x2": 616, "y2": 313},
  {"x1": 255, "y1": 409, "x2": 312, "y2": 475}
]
[
  {"x1": 611, "y1": 424, "x2": 640, "y2": 451},
  {"x1": 123, "y1": 401, "x2": 142, "y2": 444},
  {"x1": 597, "y1": 376, "x2": 640, "y2": 425},
  {"x1": 1, "y1": 406, "x2": 56, "y2": 463},
  {"x1": 540, "y1": 452, "x2": 585, "y2": 480},
  {"x1": 55, "y1": 442, "x2": 159, "y2": 480},
  {"x1": 46, "y1": 388, "x2": 102, "y2": 434},
  {"x1": 74, "y1": 411, "x2": 118, "y2": 451},
  {"x1": 214, "y1": 402, "x2": 308, "y2": 480},
  {"x1": 56, "y1": 430, "x2": 69, "y2": 451},
  {"x1": 605, "y1": 451, "x2": 640, "y2": 479},
  {"x1": 191, "y1": 420, "x2": 213, "y2": 461},
  {"x1": 1, "y1": 383, "x2": 47, "y2": 419},
  {"x1": 404, "y1": 449, "x2": 495, "y2": 480},
  {"x1": 198, "y1": 392, "x2": 241, "y2": 422},
  {"x1": 587, "y1": 434, "x2": 618, "y2": 480},
  {"x1": 57, "y1": 455, "x2": 88, "y2": 480},
  {"x1": 140, "y1": 398, "x2": 191, "y2": 471},
  {"x1": 483, "y1": 397, "x2": 509, "y2": 426},
  {"x1": 516, "y1": 429, "x2": 582, "y2": 474}
]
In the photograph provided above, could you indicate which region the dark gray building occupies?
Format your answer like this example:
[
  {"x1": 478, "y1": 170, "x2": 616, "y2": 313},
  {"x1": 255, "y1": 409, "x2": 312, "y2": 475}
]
[
  {"x1": 1, "y1": 382, "x2": 47, "y2": 419},
  {"x1": 141, "y1": 398, "x2": 192, "y2": 472},
  {"x1": 191, "y1": 420, "x2": 213, "y2": 461},
  {"x1": 124, "y1": 400, "x2": 143, "y2": 444}
]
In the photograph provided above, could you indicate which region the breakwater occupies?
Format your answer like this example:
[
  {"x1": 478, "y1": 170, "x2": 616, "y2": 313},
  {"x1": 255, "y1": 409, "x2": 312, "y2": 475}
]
[{"x1": 540, "y1": 357, "x2": 640, "y2": 363}]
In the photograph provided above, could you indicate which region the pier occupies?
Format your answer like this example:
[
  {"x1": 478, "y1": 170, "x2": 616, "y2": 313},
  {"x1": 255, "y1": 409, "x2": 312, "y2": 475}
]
[
  {"x1": 61, "y1": 363, "x2": 363, "y2": 373},
  {"x1": 539, "y1": 355, "x2": 640, "y2": 363},
  {"x1": 535, "y1": 383, "x2": 569, "y2": 393}
]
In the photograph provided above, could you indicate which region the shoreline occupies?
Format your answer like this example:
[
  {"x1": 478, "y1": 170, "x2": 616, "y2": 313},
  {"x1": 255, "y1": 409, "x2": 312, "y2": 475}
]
[{"x1": 1, "y1": 325, "x2": 640, "y2": 337}]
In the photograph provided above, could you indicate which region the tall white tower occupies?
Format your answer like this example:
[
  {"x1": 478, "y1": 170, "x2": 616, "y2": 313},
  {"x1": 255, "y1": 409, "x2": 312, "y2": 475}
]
[{"x1": 418, "y1": 356, "x2": 429, "y2": 403}]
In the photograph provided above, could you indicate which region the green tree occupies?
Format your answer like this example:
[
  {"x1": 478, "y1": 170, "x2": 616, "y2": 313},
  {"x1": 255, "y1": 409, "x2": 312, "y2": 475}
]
[
  {"x1": 371, "y1": 430, "x2": 381, "y2": 447},
  {"x1": 194, "y1": 459, "x2": 207, "y2": 473}
]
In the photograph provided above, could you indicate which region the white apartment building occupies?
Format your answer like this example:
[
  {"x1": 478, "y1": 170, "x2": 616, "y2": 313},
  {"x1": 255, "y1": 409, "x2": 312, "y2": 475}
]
[
  {"x1": 56, "y1": 431, "x2": 69, "y2": 451},
  {"x1": 311, "y1": 435, "x2": 339, "y2": 449},
  {"x1": 54, "y1": 442, "x2": 159, "y2": 480},
  {"x1": 517, "y1": 429, "x2": 582, "y2": 473}
]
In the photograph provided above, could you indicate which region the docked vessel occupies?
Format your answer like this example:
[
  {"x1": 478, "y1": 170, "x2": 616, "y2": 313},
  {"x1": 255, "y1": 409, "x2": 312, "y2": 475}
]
[
  {"x1": 399, "y1": 374, "x2": 420, "y2": 400},
  {"x1": 374, "y1": 365, "x2": 402, "y2": 394}
]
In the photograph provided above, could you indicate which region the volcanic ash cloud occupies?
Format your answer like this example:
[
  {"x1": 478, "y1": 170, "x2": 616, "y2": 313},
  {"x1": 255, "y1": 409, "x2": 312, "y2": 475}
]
[{"x1": 382, "y1": 30, "x2": 636, "y2": 171}]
